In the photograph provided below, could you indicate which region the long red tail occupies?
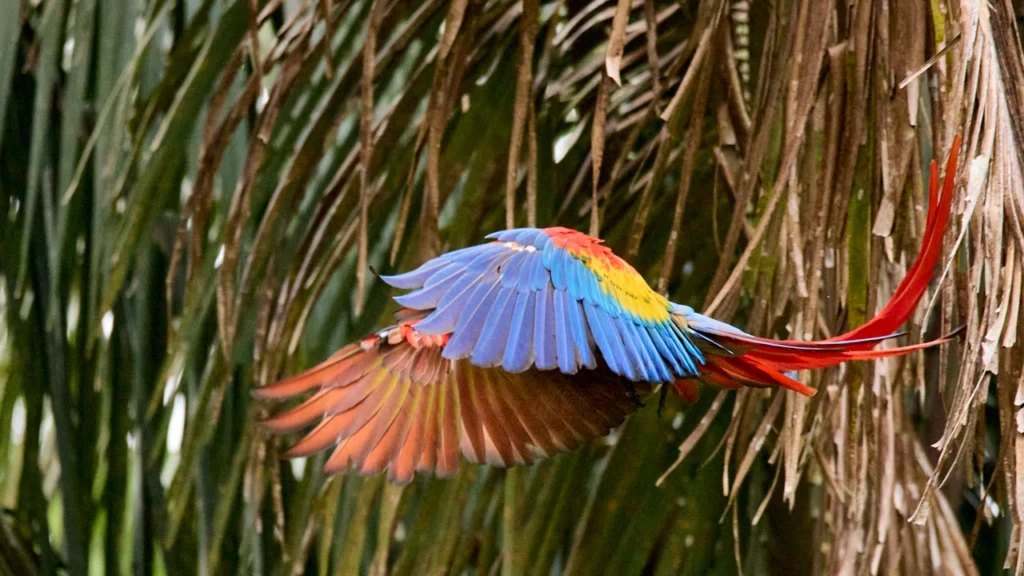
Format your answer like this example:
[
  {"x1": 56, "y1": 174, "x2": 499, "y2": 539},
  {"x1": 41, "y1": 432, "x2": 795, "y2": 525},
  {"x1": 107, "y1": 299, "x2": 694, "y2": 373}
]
[{"x1": 677, "y1": 135, "x2": 961, "y2": 398}]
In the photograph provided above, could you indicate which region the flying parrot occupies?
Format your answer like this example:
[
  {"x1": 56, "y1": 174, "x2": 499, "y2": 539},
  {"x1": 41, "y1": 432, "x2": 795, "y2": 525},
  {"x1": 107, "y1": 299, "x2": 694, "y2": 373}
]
[{"x1": 253, "y1": 137, "x2": 961, "y2": 484}]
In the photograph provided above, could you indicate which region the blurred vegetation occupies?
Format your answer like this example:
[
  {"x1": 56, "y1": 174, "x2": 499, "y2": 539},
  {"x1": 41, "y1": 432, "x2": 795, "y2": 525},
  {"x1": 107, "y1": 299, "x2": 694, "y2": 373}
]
[{"x1": 1, "y1": 0, "x2": 1024, "y2": 574}]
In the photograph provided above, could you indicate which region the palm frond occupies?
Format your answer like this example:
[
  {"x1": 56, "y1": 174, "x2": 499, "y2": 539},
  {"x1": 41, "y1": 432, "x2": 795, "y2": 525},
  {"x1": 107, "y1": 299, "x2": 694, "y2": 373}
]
[{"x1": 1, "y1": 0, "x2": 1022, "y2": 573}]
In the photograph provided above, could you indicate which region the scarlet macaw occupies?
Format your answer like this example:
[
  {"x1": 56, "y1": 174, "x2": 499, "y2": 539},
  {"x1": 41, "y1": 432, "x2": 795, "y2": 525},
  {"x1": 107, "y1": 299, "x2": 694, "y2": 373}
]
[{"x1": 253, "y1": 137, "x2": 961, "y2": 484}]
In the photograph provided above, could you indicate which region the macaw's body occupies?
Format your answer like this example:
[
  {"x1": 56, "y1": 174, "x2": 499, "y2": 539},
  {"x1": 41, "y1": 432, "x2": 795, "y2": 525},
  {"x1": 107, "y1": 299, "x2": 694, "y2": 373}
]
[{"x1": 254, "y1": 139, "x2": 961, "y2": 484}]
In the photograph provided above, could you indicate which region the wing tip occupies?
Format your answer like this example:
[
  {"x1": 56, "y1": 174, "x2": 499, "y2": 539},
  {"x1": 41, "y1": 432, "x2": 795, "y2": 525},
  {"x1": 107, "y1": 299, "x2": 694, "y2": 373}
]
[
  {"x1": 251, "y1": 384, "x2": 295, "y2": 401},
  {"x1": 260, "y1": 413, "x2": 308, "y2": 435}
]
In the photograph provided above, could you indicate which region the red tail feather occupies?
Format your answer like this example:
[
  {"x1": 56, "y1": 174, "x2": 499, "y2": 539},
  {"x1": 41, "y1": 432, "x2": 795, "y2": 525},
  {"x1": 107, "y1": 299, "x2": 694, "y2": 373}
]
[
  {"x1": 825, "y1": 134, "x2": 960, "y2": 346},
  {"x1": 686, "y1": 136, "x2": 961, "y2": 397}
]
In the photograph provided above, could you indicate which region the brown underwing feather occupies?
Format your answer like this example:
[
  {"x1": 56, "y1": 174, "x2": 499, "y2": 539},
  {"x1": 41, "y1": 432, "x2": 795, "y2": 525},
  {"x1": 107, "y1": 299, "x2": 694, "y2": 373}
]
[
  {"x1": 416, "y1": 382, "x2": 440, "y2": 474},
  {"x1": 284, "y1": 413, "x2": 351, "y2": 457},
  {"x1": 515, "y1": 376, "x2": 579, "y2": 452},
  {"x1": 475, "y1": 369, "x2": 518, "y2": 465},
  {"x1": 256, "y1": 322, "x2": 642, "y2": 483},
  {"x1": 455, "y1": 363, "x2": 487, "y2": 463},
  {"x1": 418, "y1": 386, "x2": 439, "y2": 473},
  {"x1": 495, "y1": 370, "x2": 557, "y2": 457},
  {"x1": 251, "y1": 344, "x2": 364, "y2": 399},
  {"x1": 392, "y1": 385, "x2": 425, "y2": 483},
  {"x1": 438, "y1": 376, "x2": 461, "y2": 474},
  {"x1": 377, "y1": 386, "x2": 419, "y2": 466}
]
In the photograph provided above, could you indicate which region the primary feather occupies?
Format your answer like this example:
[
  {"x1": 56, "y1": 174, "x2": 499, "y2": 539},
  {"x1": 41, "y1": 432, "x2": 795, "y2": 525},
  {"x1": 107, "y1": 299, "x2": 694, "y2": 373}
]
[{"x1": 254, "y1": 136, "x2": 962, "y2": 483}]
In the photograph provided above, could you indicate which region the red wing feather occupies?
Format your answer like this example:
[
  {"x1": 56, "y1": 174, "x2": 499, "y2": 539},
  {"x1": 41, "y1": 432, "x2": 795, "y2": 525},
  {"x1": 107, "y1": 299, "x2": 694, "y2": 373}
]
[{"x1": 253, "y1": 323, "x2": 643, "y2": 484}]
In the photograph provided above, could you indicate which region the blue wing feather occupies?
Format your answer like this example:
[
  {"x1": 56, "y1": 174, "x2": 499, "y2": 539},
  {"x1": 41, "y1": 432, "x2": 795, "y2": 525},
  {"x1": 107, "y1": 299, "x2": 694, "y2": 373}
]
[
  {"x1": 631, "y1": 320, "x2": 669, "y2": 381},
  {"x1": 553, "y1": 290, "x2": 575, "y2": 374},
  {"x1": 541, "y1": 242, "x2": 555, "y2": 267},
  {"x1": 681, "y1": 334, "x2": 705, "y2": 370},
  {"x1": 626, "y1": 318, "x2": 657, "y2": 381},
  {"x1": 514, "y1": 252, "x2": 537, "y2": 293},
  {"x1": 614, "y1": 316, "x2": 649, "y2": 381},
  {"x1": 581, "y1": 271, "x2": 599, "y2": 310},
  {"x1": 423, "y1": 262, "x2": 464, "y2": 288},
  {"x1": 567, "y1": 297, "x2": 596, "y2": 369},
  {"x1": 515, "y1": 229, "x2": 543, "y2": 246},
  {"x1": 528, "y1": 254, "x2": 549, "y2": 291},
  {"x1": 533, "y1": 233, "x2": 552, "y2": 250},
  {"x1": 393, "y1": 273, "x2": 459, "y2": 309},
  {"x1": 487, "y1": 229, "x2": 527, "y2": 242},
  {"x1": 470, "y1": 287, "x2": 516, "y2": 367},
  {"x1": 646, "y1": 325, "x2": 683, "y2": 375},
  {"x1": 499, "y1": 251, "x2": 530, "y2": 289},
  {"x1": 658, "y1": 322, "x2": 689, "y2": 369},
  {"x1": 444, "y1": 283, "x2": 500, "y2": 358},
  {"x1": 584, "y1": 304, "x2": 628, "y2": 377},
  {"x1": 534, "y1": 282, "x2": 558, "y2": 370},
  {"x1": 414, "y1": 251, "x2": 516, "y2": 333},
  {"x1": 567, "y1": 258, "x2": 584, "y2": 298},
  {"x1": 582, "y1": 304, "x2": 616, "y2": 374},
  {"x1": 444, "y1": 244, "x2": 500, "y2": 263},
  {"x1": 602, "y1": 313, "x2": 637, "y2": 380},
  {"x1": 502, "y1": 291, "x2": 536, "y2": 372},
  {"x1": 379, "y1": 259, "x2": 449, "y2": 289},
  {"x1": 514, "y1": 255, "x2": 535, "y2": 294},
  {"x1": 668, "y1": 321, "x2": 702, "y2": 374},
  {"x1": 549, "y1": 249, "x2": 568, "y2": 290},
  {"x1": 412, "y1": 270, "x2": 484, "y2": 334},
  {"x1": 465, "y1": 245, "x2": 512, "y2": 272}
]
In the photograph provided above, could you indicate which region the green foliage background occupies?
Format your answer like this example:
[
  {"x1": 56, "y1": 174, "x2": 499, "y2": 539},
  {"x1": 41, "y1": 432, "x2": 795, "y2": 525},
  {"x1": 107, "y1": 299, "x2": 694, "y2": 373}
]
[{"x1": 2, "y1": 0, "x2": 1023, "y2": 574}]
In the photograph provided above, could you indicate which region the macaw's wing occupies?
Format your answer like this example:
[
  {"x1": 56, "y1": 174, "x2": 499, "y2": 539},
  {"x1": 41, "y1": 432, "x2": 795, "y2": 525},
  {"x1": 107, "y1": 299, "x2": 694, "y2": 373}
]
[
  {"x1": 252, "y1": 322, "x2": 645, "y2": 484},
  {"x1": 379, "y1": 227, "x2": 704, "y2": 382}
]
